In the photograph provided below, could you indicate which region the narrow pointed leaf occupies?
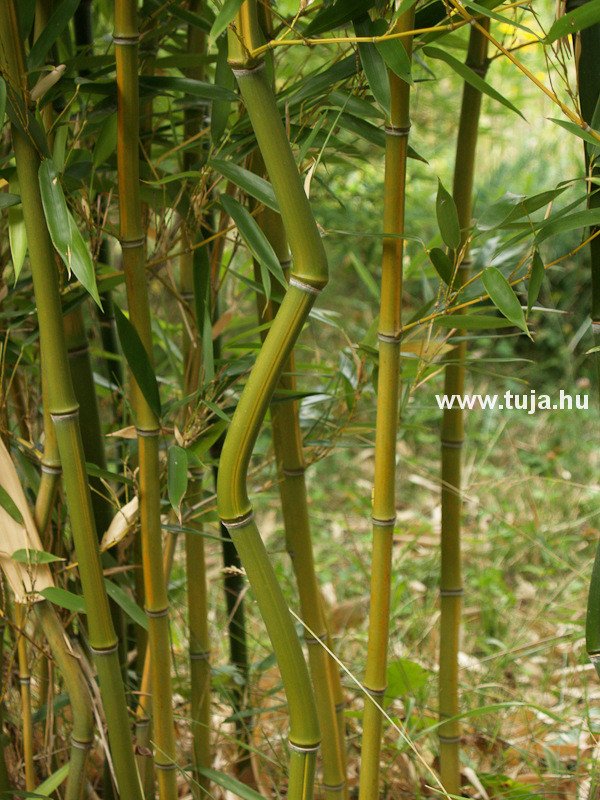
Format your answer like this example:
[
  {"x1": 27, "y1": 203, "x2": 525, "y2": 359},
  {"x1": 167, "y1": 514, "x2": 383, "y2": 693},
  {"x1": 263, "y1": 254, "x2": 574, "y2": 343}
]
[
  {"x1": 12, "y1": 548, "x2": 63, "y2": 564},
  {"x1": 436, "y1": 179, "x2": 461, "y2": 250},
  {"x1": 209, "y1": 0, "x2": 244, "y2": 42},
  {"x1": 376, "y1": 24, "x2": 411, "y2": 83},
  {"x1": 104, "y1": 579, "x2": 148, "y2": 630},
  {"x1": 196, "y1": 767, "x2": 264, "y2": 800},
  {"x1": 168, "y1": 445, "x2": 188, "y2": 518},
  {"x1": 0, "y1": 484, "x2": 23, "y2": 524},
  {"x1": 433, "y1": 314, "x2": 515, "y2": 329},
  {"x1": 220, "y1": 194, "x2": 286, "y2": 294},
  {"x1": 0, "y1": 78, "x2": 6, "y2": 128},
  {"x1": 68, "y1": 216, "x2": 102, "y2": 309},
  {"x1": 546, "y1": 0, "x2": 600, "y2": 42},
  {"x1": 527, "y1": 251, "x2": 545, "y2": 314},
  {"x1": 36, "y1": 763, "x2": 70, "y2": 797},
  {"x1": 482, "y1": 267, "x2": 528, "y2": 333},
  {"x1": 211, "y1": 37, "x2": 235, "y2": 144},
  {"x1": 549, "y1": 117, "x2": 600, "y2": 147},
  {"x1": 8, "y1": 178, "x2": 27, "y2": 283},
  {"x1": 39, "y1": 158, "x2": 71, "y2": 256},
  {"x1": 28, "y1": 0, "x2": 80, "y2": 69},
  {"x1": 113, "y1": 305, "x2": 162, "y2": 419},
  {"x1": 94, "y1": 114, "x2": 118, "y2": 167},
  {"x1": 429, "y1": 247, "x2": 454, "y2": 285},
  {"x1": 210, "y1": 159, "x2": 279, "y2": 212},
  {"x1": 304, "y1": 0, "x2": 375, "y2": 36},
  {"x1": 423, "y1": 45, "x2": 524, "y2": 118},
  {"x1": 41, "y1": 587, "x2": 87, "y2": 614},
  {"x1": 354, "y1": 19, "x2": 391, "y2": 115},
  {"x1": 139, "y1": 75, "x2": 237, "y2": 102},
  {"x1": 535, "y1": 207, "x2": 600, "y2": 245}
]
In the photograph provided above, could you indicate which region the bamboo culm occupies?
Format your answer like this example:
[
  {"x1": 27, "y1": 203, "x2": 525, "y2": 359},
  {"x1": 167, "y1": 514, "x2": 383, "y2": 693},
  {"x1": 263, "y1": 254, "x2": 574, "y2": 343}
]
[
  {"x1": 438, "y1": 22, "x2": 489, "y2": 796},
  {"x1": 0, "y1": 5, "x2": 144, "y2": 798},
  {"x1": 114, "y1": 2, "x2": 178, "y2": 795},
  {"x1": 218, "y1": 4, "x2": 325, "y2": 796},
  {"x1": 358, "y1": 10, "x2": 415, "y2": 800}
]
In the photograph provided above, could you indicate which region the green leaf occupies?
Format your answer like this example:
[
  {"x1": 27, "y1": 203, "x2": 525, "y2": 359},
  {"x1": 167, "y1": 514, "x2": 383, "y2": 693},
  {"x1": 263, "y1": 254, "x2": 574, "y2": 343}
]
[
  {"x1": 546, "y1": 0, "x2": 600, "y2": 42},
  {"x1": 113, "y1": 305, "x2": 162, "y2": 419},
  {"x1": 211, "y1": 36, "x2": 235, "y2": 144},
  {"x1": 68, "y1": 216, "x2": 102, "y2": 309},
  {"x1": 549, "y1": 117, "x2": 600, "y2": 147},
  {"x1": 304, "y1": 0, "x2": 375, "y2": 36},
  {"x1": 104, "y1": 579, "x2": 148, "y2": 631},
  {"x1": 0, "y1": 78, "x2": 6, "y2": 128},
  {"x1": 210, "y1": 159, "x2": 279, "y2": 212},
  {"x1": 436, "y1": 179, "x2": 461, "y2": 250},
  {"x1": 527, "y1": 251, "x2": 545, "y2": 315},
  {"x1": 0, "y1": 193, "x2": 21, "y2": 208},
  {"x1": 85, "y1": 463, "x2": 135, "y2": 487},
  {"x1": 476, "y1": 187, "x2": 568, "y2": 231},
  {"x1": 36, "y1": 763, "x2": 70, "y2": 797},
  {"x1": 0, "y1": 484, "x2": 23, "y2": 524},
  {"x1": 39, "y1": 158, "x2": 71, "y2": 255},
  {"x1": 93, "y1": 114, "x2": 118, "y2": 168},
  {"x1": 192, "y1": 244, "x2": 214, "y2": 383},
  {"x1": 220, "y1": 194, "x2": 286, "y2": 299},
  {"x1": 190, "y1": 420, "x2": 228, "y2": 459},
  {"x1": 348, "y1": 252, "x2": 379, "y2": 300},
  {"x1": 481, "y1": 267, "x2": 528, "y2": 333},
  {"x1": 41, "y1": 587, "x2": 87, "y2": 614},
  {"x1": 139, "y1": 75, "x2": 236, "y2": 102},
  {"x1": 433, "y1": 314, "x2": 516, "y2": 330},
  {"x1": 354, "y1": 19, "x2": 390, "y2": 115},
  {"x1": 209, "y1": 0, "x2": 244, "y2": 42},
  {"x1": 375, "y1": 19, "x2": 411, "y2": 83},
  {"x1": 534, "y1": 207, "x2": 600, "y2": 245},
  {"x1": 168, "y1": 446, "x2": 188, "y2": 518},
  {"x1": 386, "y1": 659, "x2": 428, "y2": 700},
  {"x1": 196, "y1": 767, "x2": 264, "y2": 800},
  {"x1": 423, "y1": 45, "x2": 524, "y2": 118},
  {"x1": 28, "y1": 0, "x2": 80, "y2": 69},
  {"x1": 12, "y1": 548, "x2": 64, "y2": 565},
  {"x1": 428, "y1": 247, "x2": 454, "y2": 285},
  {"x1": 8, "y1": 177, "x2": 27, "y2": 283}
]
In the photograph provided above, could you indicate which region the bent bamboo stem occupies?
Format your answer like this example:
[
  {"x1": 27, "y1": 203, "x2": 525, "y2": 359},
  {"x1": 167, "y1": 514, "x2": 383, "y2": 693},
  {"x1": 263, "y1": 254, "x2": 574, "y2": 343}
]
[
  {"x1": 0, "y1": 5, "x2": 143, "y2": 798},
  {"x1": 438, "y1": 23, "x2": 489, "y2": 795},
  {"x1": 218, "y1": 4, "x2": 324, "y2": 796},
  {"x1": 114, "y1": 2, "x2": 178, "y2": 795},
  {"x1": 358, "y1": 11, "x2": 415, "y2": 800}
]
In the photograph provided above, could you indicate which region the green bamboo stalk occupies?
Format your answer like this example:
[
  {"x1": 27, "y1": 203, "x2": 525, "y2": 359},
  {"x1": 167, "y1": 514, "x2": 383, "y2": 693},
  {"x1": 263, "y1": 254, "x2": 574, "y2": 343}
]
[
  {"x1": 217, "y1": 4, "x2": 326, "y2": 796},
  {"x1": 35, "y1": 600, "x2": 94, "y2": 800},
  {"x1": 114, "y1": 2, "x2": 178, "y2": 795},
  {"x1": 0, "y1": 6, "x2": 143, "y2": 798},
  {"x1": 438, "y1": 24, "x2": 489, "y2": 795},
  {"x1": 0, "y1": 613, "x2": 11, "y2": 795},
  {"x1": 358, "y1": 11, "x2": 415, "y2": 800},
  {"x1": 251, "y1": 178, "x2": 347, "y2": 798},
  {"x1": 16, "y1": 603, "x2": 35, "y2": 791}
]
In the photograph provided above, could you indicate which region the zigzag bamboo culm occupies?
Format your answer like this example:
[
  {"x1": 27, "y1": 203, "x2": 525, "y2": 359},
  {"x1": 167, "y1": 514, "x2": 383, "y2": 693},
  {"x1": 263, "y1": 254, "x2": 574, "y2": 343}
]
[
  {"x1": 438, "y1": 22, "x2": 489, "y2": 795},
  {"x1": 217, "y1": 3, "x2": 325, "y2": 797},
  {"x1": 358, "y1": 9, "x2": 415, "y2": 800},
  {"x1": 0, "y1": 4, "x2": 144, "y2": 797}
]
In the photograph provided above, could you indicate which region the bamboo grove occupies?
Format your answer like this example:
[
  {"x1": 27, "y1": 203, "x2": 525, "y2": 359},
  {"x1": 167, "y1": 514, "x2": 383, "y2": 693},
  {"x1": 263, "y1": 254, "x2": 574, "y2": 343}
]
[{"x1": 0, "y1": 0, "x2": 599, "y2": 799}]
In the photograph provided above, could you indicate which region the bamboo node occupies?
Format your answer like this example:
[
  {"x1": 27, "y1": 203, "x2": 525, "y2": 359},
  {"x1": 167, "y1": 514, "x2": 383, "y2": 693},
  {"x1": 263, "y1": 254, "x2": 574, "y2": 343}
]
[
  {"x1": 67, "y1": 345, "x2": 89, "y2": 358},
  {"x1": 371, "y1": 515, "x2": 396, "y2": 528},
  {"x1": 591, "y1": 321, "x2": 600, "y2": 333},
  {"x1": 112, "y1": 34, "x2": 141, "y2": 45},
  {"x1": 231, "y1": 63, "x2": 265, "y2": 78},
  {"x1": 283, "y1": 467, "x2": 305, "y2": 477},
  {"x1": 440, "y1": 588, "x2": 463, "y2": 596},
  {"x1": 385, "y1": 125, "x2": 411, "y2": 137},
  {"x1": 438, "y1": 734, "x2": 461, "y2": 743},
  {"x1": 221, "y1": 510, "x2": 254, "y2": 529},
  {"x1": 280, "y1": 258, "x2": 292, "y2": 269},
  {"x1": 19, "y1": 676, "x2": 31, "y2": 685},
  {"x1": 90, "y1": 641, "x2": 119, "y2": 656},
  {"x1": 50, "y1": 409, "x2": 79, "y2": 422},
  {"x1": 364, "y1": 685, "x2": 387, "y2": 697},
  {"x1": 441, "y1": 439, "x2": 463, "y2": 448},
  {"x1": 120, "y1": 236, "x2": 145, "y2": 249},
  {"x1": 154, "y1": 761, "x2": 177, "y2": 771},
  {"x1": 190, "y1": 649, "x2": 211, "y2": 661},
  {"x1": 377, "y1": 331, "x2": 402, "y2": 343},
  {"x1": 289, "y1": 277, "x2": 322, "y2": 296},
  {"x1": 288, "y1": 740, "x2": 320, "y2": 754},
  {"x1": 323, "y1": 782, "x2": 347, "y2": 792},
  {"x1": 144, "y1": 605, "x2": 170, "y2": 619},
  {"x1": 41, "y1": 463, "x2": 62, "y2": 475},
  {"x1": 71, "y1": 737, "x2": 92, "y2": 751},
  {"x1": 135, "y1": 427, "x2": 160, "y2": 438},
  {"x1": 304, "y1": 632, "x2": 327, "y2": 645},
  {"x1": 589, "y1": 652, "x2": 600, "y2": 663}
]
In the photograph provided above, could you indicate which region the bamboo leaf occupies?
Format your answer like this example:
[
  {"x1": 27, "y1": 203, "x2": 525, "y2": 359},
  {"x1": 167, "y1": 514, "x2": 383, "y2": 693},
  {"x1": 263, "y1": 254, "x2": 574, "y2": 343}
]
[
  {"x1": 8, "y1": 177, "x2": 26, "y2": 283},
  {"x1": 0, "y1": 78, "x2": 6, "y2": 128},
  {"x1": 209, "y1": 0, "x2": 244, "y2": 43},
  {"x1": 220, "y1": 194, "x2": 287, "y2": 298},
  {"x1": 348, "y1": 252, "x2": 380, "y2": 300},
  {"x1": 481, "y1": 267, "x2": 528, "y2": 333},
  {"x1": 12, "y1": 548, "x2": 63, "y2": 565},
  {"x1": 190, "y1": 420, "x2": 228, "y2": 459},
  {"x1": 139, "y1": 75, "x2": 237, "y2": 102},
  {"x1": 93, "y1": 114, "x2": 118, "y2": 167},
  {"x1": 433, "y1": 314, "x2": 516, "y2": 329},
  {"x1": 113, "y1": 305, "x2": 162, "y2": 419},
  {"x1": 212, "y1": 37, "x2": 235, "y2": 144},
  {"x1": 41, "y1": 587, "x2": 87, "y2": 614},
  {"x1": 104, "y1": 579, "x2": 148, "y2": 631},
  {"x1": 436, "y1": 179, "x2": 461, "y2": 250},
  {"x1": 28, "y1": 0, "x2": 80, "y2": 69},
  {"x1": 546, "y1": 0, "x2": 600, "y2": 42},
  {"x1": 428, "y1": 247, "x2": 454, "y2": 285},
  {"x1": 354, "y1": 19, "x2": 391, "y2": 115},
  {"x1": 423, "y1": 45, "x2": 525, "y2": 118},
  {"x1": 549, "y1": 117, "x2": 600, "y2": 147},
  {"x1": 168, "y1": 445, "x2": 188, "y2": 519},
  {"x1": 386, "y1": 659, "x2": 428, "y2": 699},
  {"x1": 68, "y1": 216, "x2": 102, "y2": 309},
  {"x1": 373, "y1": 19, "x2": 411, "y2": 83},
  {"x1": 39, "y1": 158, "x2": 71, "y2": 256},
  {"x1": 36, "y1": 763, "x2": 70, "y2": 797},
  {"x1": 210, "y1": 159, "x2": 279, "y2": 212},
  {"x1": 304, "y1": 0, "x2": 376, "y2": 36},
  {"x1": 527, "y1": 251, "x2": 545, "y2": 314},
  {"x1": 0, "y1": 484, "x2": 23, "y2": 524},
  {"x1": 534, "y1": 207, "x2": 600, "y2": 244},
  {"x1": 196, "y1": 767, "x2": 264, "y2": 800},
  {"x1": 0, "y1": 193, "x2": 21, "y2": 208}
]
